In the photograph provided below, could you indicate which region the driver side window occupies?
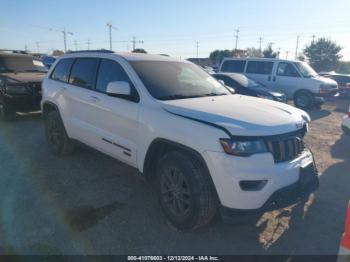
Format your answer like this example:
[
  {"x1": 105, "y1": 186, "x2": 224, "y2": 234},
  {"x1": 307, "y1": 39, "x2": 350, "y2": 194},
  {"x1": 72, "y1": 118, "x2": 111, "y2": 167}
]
[{"x1": 277, "y1": 62, "x2": 300, "y2": 77}]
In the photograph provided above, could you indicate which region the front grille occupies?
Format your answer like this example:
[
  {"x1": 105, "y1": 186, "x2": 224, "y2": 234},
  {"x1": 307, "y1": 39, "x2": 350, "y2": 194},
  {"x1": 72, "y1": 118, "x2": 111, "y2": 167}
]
[
  {"x1": 27, "y1": 82, "x2": 42, "y2": 108},
  {"x1": 265, "y1": 127, "x2": 306, "y2": 163}
]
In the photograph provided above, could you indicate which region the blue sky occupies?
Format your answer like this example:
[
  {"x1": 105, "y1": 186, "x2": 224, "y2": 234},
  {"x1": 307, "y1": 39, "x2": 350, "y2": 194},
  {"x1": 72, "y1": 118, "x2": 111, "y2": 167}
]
[{"x1": 1, "y1": 0, "x2": 349, "y2": 60}]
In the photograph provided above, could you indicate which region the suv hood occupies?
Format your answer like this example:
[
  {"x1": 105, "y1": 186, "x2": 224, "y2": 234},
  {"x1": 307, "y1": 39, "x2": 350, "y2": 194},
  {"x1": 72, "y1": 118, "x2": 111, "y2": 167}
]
[
  {"x1": 1, "y1": 72, "x2": 46, "y2": 83},
  {"x1": 314, "y1": 75, "x2": 338, "y2": 86},
  {"x1": 160, "y1": 94, "x2": 310, "y2": 137}
]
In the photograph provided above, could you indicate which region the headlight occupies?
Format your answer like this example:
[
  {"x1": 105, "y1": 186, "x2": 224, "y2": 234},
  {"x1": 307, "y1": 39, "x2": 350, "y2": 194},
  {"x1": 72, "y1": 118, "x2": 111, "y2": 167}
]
[
  {"x1": 220, "y1": 138, "x2": 267, "y2": 156},
  {"x1": 5, "y1": 85, "x2": 28, "y2": 94}
]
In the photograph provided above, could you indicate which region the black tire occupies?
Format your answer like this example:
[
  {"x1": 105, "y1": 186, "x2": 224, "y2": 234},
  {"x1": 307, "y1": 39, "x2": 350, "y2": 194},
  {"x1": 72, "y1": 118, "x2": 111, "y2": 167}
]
[
  {"x1": 156, "y1": 151, "x2": 217, "y2": 230},
  {"x1": 294, "y1": 91, "x2": 314, "y2": 110},
  {"x1": 45, "y1": 110, "x2": 75, "y2": 156},
  {"x1": 0, "y1": 98, "x2": 16, "y2": 121}
]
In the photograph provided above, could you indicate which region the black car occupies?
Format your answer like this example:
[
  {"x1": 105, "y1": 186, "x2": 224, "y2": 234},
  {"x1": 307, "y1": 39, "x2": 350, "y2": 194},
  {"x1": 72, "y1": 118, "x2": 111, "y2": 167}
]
[
  {"x1": 213, "y1": 73, "x2": 287, "y2": 103},
  {"x1": 322, "y1": 73, "x2": 350, "y2": 98},
  {"x1": 0, "y1": 52, "x2": 47, "y2": 120}
]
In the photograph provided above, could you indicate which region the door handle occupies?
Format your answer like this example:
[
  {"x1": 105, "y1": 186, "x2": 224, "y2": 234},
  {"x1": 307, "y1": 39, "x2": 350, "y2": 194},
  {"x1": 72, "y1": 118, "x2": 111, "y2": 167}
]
[
  {"x1": 268, "y1": 76, "x2": 271, "y2": 81},
  {"x1": 273, "y1": 76, "x2": 276, "y2": 82},
  {"x1": 89, "y1": 96, "x2": 100, "y2": 102}
]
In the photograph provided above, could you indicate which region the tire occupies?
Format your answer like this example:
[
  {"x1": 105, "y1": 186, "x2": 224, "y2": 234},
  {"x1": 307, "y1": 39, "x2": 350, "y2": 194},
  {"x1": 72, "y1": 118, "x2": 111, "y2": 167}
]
[
  {"x1": 156, "y1": 151, "x2": 217, "y2": 230},
  {"x1": 294, "y1": 91, "x2": 314, "y2": 110},
  {"x1": 0, "y1": 98, "x2": 16, "y2": 121},
  {"x1": 45, "y1": 110, "x2": 75, "y2": 156}
]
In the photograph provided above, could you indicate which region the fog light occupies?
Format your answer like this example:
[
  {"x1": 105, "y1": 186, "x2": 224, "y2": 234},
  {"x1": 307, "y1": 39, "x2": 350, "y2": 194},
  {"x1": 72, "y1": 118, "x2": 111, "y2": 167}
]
[{"x1": 239, "y1": 180, "x2": 268, "y2": 191}]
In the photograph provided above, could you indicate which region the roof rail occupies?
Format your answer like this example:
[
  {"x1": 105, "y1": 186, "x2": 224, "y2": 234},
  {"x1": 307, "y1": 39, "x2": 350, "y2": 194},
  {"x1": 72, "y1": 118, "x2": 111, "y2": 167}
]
[{"x1": 66, "y1": 49, "x2": 114, "y2": 54}]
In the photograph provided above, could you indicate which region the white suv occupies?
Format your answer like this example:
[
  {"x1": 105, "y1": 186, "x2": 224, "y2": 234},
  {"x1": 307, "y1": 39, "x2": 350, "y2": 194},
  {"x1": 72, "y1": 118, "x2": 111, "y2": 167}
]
[{"x1": 42, "y1": 51, "x2": 319, "y2": 230}]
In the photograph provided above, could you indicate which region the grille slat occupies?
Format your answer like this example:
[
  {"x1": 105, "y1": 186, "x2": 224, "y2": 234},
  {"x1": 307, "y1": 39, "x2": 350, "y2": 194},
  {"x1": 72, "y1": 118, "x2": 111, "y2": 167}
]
[{"x1": 265, "y1": 132, "x2": 305, "y2": 163}]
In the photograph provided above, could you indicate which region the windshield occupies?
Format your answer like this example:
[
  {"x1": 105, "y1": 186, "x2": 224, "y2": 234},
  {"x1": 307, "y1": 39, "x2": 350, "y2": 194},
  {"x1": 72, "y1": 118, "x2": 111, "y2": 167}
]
[
  {"x1": 131, "y1": 61, "x2": 230, "y2": 100},
  {"x1": 294, "y1": 62, "x2": 317, "y2": 78},
  {"x1": 0, "y1": 55, "x2": 48, "y2": 73}
]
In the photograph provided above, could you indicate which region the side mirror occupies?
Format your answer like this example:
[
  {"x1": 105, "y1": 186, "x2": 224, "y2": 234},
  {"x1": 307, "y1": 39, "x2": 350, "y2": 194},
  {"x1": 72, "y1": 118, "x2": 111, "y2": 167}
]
[
  {"x1": 106, "y1": 81, "x2": 131, "y2": 97},
  {"x1": 218, "y1": 80, "x2": 225, "y2": 85},
  {"x1": 226, "y1": 86, "x2": 235, "y2": 94}
]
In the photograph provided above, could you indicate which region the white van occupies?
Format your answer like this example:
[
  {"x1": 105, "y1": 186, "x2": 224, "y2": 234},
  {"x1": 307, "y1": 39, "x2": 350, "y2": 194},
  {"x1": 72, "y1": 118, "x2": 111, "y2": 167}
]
[{"x1": 219, "y1": 58, "x2": 338, "y2": 109}]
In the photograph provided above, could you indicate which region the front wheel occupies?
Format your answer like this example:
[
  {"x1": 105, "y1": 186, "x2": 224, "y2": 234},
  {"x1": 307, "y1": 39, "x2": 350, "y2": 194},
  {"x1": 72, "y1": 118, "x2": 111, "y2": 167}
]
[
  {"x1": 157, "y1": 151, "x2": 217, "y2": 230},
  {"x1": 294, "y1": 91, "x2": 314, "y2": 110}
]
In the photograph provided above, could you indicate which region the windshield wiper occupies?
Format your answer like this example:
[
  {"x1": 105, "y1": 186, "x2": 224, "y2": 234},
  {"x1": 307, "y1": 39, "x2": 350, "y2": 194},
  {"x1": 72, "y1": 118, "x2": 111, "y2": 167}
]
[{"x1": 203, "y1": 92, "x2": 228, "y2": 97}]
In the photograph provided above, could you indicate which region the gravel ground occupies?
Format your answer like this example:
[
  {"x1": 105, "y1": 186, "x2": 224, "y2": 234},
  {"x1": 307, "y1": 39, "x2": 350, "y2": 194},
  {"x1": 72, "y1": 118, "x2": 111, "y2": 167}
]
[{"x1": 0, "y1": 99, "x2": 349, "y2": 255}]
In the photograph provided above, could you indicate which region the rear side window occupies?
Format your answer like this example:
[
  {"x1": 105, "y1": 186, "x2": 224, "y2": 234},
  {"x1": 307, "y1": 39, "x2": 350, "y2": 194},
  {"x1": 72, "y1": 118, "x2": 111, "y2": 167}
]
[
  {"x1": 69, "y1": 58, "x2": 99, "y2": 89},
  {"x1": 221, "y1": 60, "x2": 246, "y2": 73},
  {"x1": 96, "y1": 59, "x2": 132, "y2": 92},
  {"x1": 277, "y1": 62, "x2": 300, "y2": 77},
  {"x1": 50, "y1": 58, "x2": 74, "y2": 82},
  {"x1": 246, "y1": 61, "x2": 273, "y2": 75}
]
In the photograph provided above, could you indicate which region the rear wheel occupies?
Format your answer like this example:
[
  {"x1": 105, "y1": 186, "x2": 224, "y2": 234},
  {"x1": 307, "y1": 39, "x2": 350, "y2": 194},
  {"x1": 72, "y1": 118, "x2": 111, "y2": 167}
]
[
  {"x1": 157, "y1": 151, "x2": 217, "y2": 230},
  {"x1": 0, "y1": 98, "x2": 16, "y2": 121},
  {"x1": 45, "y1": 110, "x2": 75, "y2": 156},
  {"x1": 294, "y1": 91, "x2": 314, "y2": 110}
]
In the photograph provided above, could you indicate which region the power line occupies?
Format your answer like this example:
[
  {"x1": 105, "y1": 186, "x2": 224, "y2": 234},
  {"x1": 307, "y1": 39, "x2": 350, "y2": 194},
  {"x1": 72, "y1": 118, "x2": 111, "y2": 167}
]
[{"x1": 132, "y1": 37, "x2": 144, "y2": 51}]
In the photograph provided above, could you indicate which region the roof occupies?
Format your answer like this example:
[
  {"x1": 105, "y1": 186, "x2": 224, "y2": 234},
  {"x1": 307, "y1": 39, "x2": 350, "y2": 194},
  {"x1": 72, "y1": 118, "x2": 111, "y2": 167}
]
[
  {"x1": 62, "y1": 51, "x2": 185, "y2": 62},
  {"x1": 222, "y1": 57, "x2": 301, "y2": 63}
]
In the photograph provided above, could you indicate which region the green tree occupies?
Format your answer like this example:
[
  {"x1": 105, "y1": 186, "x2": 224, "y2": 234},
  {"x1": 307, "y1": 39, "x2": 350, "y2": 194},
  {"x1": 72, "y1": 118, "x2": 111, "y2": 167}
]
[
  {"x1": 209, "y1": 49, "x2": 233, "y2": 65},
  {"x1": 262, "y1": 44, "x2": 277, "y2": 58},
  {"x1": 336, "y1": 61, "x2": 350, "y2": 74},
  {"x1": 303, "y1": 38, "x2": 342, "y2": 72},
  {"x1": 132, "y1": 48, "x2": 147, "y2": 54}
]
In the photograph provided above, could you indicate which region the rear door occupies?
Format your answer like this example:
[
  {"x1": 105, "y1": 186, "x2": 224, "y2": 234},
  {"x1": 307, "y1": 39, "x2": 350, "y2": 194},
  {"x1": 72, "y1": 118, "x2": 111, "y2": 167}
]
[
  {"x1": 64, "y1": 58, "x2": 100, "y2": 145},
  {"x1": 270, "y1": 61, "x2": 300, "y2": 98},
  {"x1": 245, "y1": 60, "x2": 275, "y2": 88}
]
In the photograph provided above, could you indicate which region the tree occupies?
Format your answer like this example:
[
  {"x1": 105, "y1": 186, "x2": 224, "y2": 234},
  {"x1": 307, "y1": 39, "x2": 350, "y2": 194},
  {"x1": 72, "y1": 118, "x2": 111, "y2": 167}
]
[
  {"x1": 209, "y1": 49, "x2": 233, "y2": 65},
  {"x1": 52, "y1": 50, "x2": 64, "y2": 56},
  {"x1": 132, "y1": 48, "x2": 147, "y2": 54},
  {"x1": 336, "y1": 61, "x2": 350, "y2": 74},
  {"x1": 303, "y1": 38, "x2": 342, "y2": 72},
  {"x1": 245, "y1": 47, "x2": 262, "y2": 58},
  {"x1": 262, "y1": 44, "x2": 277, "y2": 58}
]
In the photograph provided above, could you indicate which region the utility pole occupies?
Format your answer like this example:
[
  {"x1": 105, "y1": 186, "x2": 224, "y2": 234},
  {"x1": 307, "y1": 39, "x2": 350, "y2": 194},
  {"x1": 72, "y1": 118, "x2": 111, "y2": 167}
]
[
  {"x1": 87, "y1": 39, "x2": 91, "y2": 50},
  {"x1": 312, "y1": 34, "x2": 316, "y2": 43},
  {"x1": 31, "y1": 26, "x2": 73, "y2": 52},
  {"x1": 24, "y1": 44, "x2": 28, "y2": 52},
  {"x1": 36, "y1": 41, "x2": 40, "y2": 53},
  {"x1": 106, "y1": 22, "x2": 117, "y2": 51},
  {"x1": 258, "y1": 37, "x2": 263, "y2": 54},
  {"x1": 234, "y1": 28, "x2": 240, "y2": 51},
  {"x1": 74, "y1": 40, "x2": 78, "y2": 51},
  {"x1": 277, "y1": 47, "x2": 281, "y2": 58},
  {"x1": 132, "y1": 36, "x2": 144, "y2": 51},
  {"x1": 196, "y1": 41, "x2": 199, "y2": 59},
  {"x1": 286, "y1": 51, "x2": 289, "y2": 59},
  {"x1": 295, "y1": 35, "x2": 300, "y2": 59}
]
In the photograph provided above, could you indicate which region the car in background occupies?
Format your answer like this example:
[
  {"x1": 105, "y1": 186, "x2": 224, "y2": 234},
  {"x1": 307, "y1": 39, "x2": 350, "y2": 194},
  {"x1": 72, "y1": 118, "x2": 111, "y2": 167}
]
[
  {"x1": 342, "y1": 106, "x2": 350, "y2": 135},
  {"x1": 322, "y1": 73, "x2": 350, "y2": 98},
  {"x1": 0, "y1": 52, "x2": 47, "y2": 120},
  {"x1": 219, "y1": 58, "x2": 338, "y2": 109},
  {"x1": 41, "y1": 55, "x2": 57, "y2": 69},
  {"x1": 212, "y1": 73, "x2": 287, "y2": 103}
]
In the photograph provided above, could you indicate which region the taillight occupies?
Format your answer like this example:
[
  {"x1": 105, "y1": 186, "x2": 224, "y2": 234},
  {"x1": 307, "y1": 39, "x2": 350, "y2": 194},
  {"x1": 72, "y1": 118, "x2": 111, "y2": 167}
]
[{"x1": 346, "y1": 83, "x2": 350, "y2": 89}]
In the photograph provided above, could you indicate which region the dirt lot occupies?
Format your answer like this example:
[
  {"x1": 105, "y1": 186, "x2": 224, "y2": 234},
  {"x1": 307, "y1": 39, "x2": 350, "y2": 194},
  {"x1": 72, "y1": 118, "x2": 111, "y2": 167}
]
[{"x1": 0, "y1": 99, "x2": 349, "y2": 255}]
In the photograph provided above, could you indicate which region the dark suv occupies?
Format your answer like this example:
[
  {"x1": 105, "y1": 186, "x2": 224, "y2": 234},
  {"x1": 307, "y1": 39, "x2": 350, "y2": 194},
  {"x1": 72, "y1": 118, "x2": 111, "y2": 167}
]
[{"x1": 0, "y1": 52, "x2": 47, "y2": 120}]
